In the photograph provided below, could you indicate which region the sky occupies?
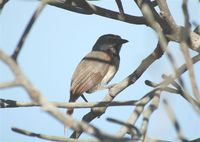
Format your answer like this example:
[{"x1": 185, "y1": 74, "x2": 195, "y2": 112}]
[{"x1": 0, "y1": 0, "x2": 200, "y2": 142}]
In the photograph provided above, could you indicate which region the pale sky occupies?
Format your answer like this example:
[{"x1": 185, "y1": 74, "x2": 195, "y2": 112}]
[{"x1": 0, "y1": 0, "x2": 200, "y2": 142}]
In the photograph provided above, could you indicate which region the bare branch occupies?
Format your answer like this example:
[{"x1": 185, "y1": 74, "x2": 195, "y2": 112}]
[
  {"x1": 116, "y1": 90, "x2": 160, "y2": 138},
  {"x1": 2, "y1": 1, "x2": 200, "y2": 141},
  {"x1": 0, "y1": 81, "x2": 20, "y2": 89},
  {"x1": 115, "y1": 52, "x2": 200, "y2": 138},
  {"x1": 140, "y1": 3, "x2": 199, "y2": 104},
  {"x1": 1, "y1": 50, "x2": 97, "y2": 138},
  {"x1": 134, "y1": 0, "x2": 164, "y2": 29},
  {"x1": 12, "y1": 127, "x2": 97, "y2": 142},
  {"x1": 168, "y1": 80, "x2": 200, "y2": 116},
  {"x1": 182, "y1": 0, "x2": 191, "y2": 29},
  {"x1": 156, "y1": 0, "x2": 178, "y2": 31},
  {"x1": 11, "y1": 1, "x2": 46, "y2": 61},
  {"x1": 107, "y1": 118, "x2": 141, "y2": 140},
  {"x1": 163, "y1": 99, "x2": 188, "y2": 142},
  {"x1": 115, "y1": 0, "x2": 124, "y2": 15},
  {"x1": 135, "y1": 0, "x2": 200, "y2": 52},
  {"x1": 160, "y1": 54, "x2": 200, "y2": 86},
  {"x1": 188, "y1": 31, "x2": 200, "y2": 52},
  {"x1": 140, "y1": 3, "x2": 179, "y2": 77},
  {"x1": 45, "y1": 0, "x2": 200, "y2": 52},
  {"x1": 146, "y1": 78, "x2": 200, "y2": 114},
  {"x1": 12, "y1": 126, "x2": 196, "y2": 142},
  {"x1": 46, "y1": 0, "x2": 200, "y2": 52},
  {"x1": 116, "y1": 106, "x2": 145, "y2": 138},
  {"x1": 179, "y1": 0, "x2": 200, "y2": 102},
  {"x1": 0, "y1": 98, "x2": 151, "y2": 109},
  {"x1": 47, "y1": 0, "x2": 147, "y2": 25},
  {"x1": 48, "y1": 0, "x2": 95, "y2": 14},
  {"x1": 140, "y1": 94, "x2": 160, "y2": 141},
  {"x1": 145, "y1": 80, "x2": 180, "y2": 94}
]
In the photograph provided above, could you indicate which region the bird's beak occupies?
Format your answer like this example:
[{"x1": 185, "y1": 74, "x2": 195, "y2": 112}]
[{"x1": 120, "y1": 39, "x2": 129, "y2": 44}]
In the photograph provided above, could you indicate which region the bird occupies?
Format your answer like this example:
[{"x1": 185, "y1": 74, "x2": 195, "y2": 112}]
[{"x1": 67, "y1": 34, "x2": 128, "y2": 115}]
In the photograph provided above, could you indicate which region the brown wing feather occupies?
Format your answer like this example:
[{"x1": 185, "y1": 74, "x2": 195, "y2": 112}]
[
  {"x1": 70, "y1": 51, "x2": 112, "y2": 100},
  {"x1": 67, "y1": 51, "x2": 112, "y2": 115}
]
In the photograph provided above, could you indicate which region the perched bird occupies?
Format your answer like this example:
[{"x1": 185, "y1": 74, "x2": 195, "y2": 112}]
[{"x1": 67, "y1": 34, "x2": 128, "y2": 115}]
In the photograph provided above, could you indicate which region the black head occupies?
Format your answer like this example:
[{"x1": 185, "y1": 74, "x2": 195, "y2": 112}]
[{"x1": 92, "y1": 34, "x2": 128, "y2": 52}]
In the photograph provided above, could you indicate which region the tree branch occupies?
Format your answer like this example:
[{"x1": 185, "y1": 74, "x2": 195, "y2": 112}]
[
  {"x1": 140, "y1": 94, "x2": 160, "y2": 141},
  {"x1": 145, "y1": 77, "x2": 200, "y2": 114},
  {"x1": 115, "y1": 52, "x2": 200, "y2": 137},
  {"x1": 47, "y1": 0, "x2": 147, "y2": 25},
  {"x1": 179, "y1": 0, "x2": 200, "y2": 102},
  {"x1": 107, "y1": 118, "x2": 141, "y2": 140},
  {"x1": 12, "y1": 127, "x2": 97, "y2": 142},
  {"x1": 11, "y1": 1, "x2": 46, "y2": 61},
  {"x1": 145, "y1": 80, "x2": 180, "y2": 94},
  {"x1": 168, "y1": 78, "x2": 200, "y2": 112},
  {"x1": 115, "y1": 0, "x2": 124, "y2": 15},
  {"x1": 163, "y1": 99, "x2": 188, "y2": 142},
  {"x1": 156, "y1": 0, "x2": 178, "y2": 32},
  {"x1": 0, "y1": 81, "x2": 20, "y2": 89},
  {"x1": 116, "y1": 90, "x2": 160, "y2": 137},
  {"x1": 13, "y1": 126, "x2": 200, "y2": 142},
  {"x1": 0, "y1": 98, "x2": 152, "y2": 109},
  {"x1": 47, "y1": 0, "x2": 200, "y2": 52}
]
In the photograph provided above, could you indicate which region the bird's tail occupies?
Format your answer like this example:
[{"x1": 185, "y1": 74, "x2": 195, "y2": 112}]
[
  {"x1": 66, "y1": 97, "x2": 75, "y2": 115},
  {"x1": 65, "y1": 92, "x2": 76, "y2": 135},
  {"x1": 66, "y1": 103, "x2": 74, "y2": 115},
  {"x1": 66, "y1": 90, "x2": 78, "y2": 116},
  {"x1": 64, "y1": 99, "x2": 73, "y2": 136}
]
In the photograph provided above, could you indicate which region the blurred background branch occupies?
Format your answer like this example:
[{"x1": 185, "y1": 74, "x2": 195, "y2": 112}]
[{"x1": 0, "y1": 0, "x2": 200, "y2": 142}]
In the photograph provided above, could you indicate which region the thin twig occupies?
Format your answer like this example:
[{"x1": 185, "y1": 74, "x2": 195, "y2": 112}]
[
  {"x1": 141, "y1": 3, "x2": 185, "y2": 88},
  {"x1": 145, "y1": 77, "x2": 200, "y2": 114},
  {"x1": 163, "y1": 99, "x2": 188, "y2": 142},
  {"x1": 45, "y1": 0, "x2": 200, "y2": 52},
  {"x1": 11, "y1": 0, "x2": 46, "y2": 61},
  {"x1": 156, "y1": 0, "x2": 178, "y2": 32},
  {"x1": 0, "y1": 98, "x2": 152, "y2": 109},
  {"x1": 0, "y1": 81, "x2": 20, "y2": 89},
  {"x1": 115, "y1": 52, "x2": 200, "y2": 138},
  {"x1": 163, "y1": 75, "x2": 200, "y2": 114},
  {"x1": 116, "y1": 106, "x2": 145, "y2": 138},
  {"x1": 115, "y1": 0, "x2": 124, "y2": 15},
  {"x1": 12, "y1": 126, "x2": 195, "y2": 142},
  {"x1": 182, "y1": 0, "x2": 191, "y2": 29},
  {"x1": 145, "y1": 80, "x2": 180, "y2": 94},
  {"x1": 12, "y1": 127, "x2": 98, "y2": 142},
  {"x1": 107, "y1": 118, "x2": 141, "y2": 140},
  {"x1": 47, "y1": 0, "x2": 147, "y2": 25},
  {"x1": 115, "y1": 90, "x2": 160, "y2": 137},
  {"x1": 180, "y1": 0, "x2": 200, "y2": 102},
  {"x1": 158, "y1": 54, "x2": 200, "y2": 87},
  {"x1": 140, "y1": 94, "x2": 160, "y2": 142}
]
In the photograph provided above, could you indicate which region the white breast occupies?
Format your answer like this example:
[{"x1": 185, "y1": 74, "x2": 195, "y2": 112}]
[{"x1": 101, "y1": 57, "x2": 119, "y2": 85}]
